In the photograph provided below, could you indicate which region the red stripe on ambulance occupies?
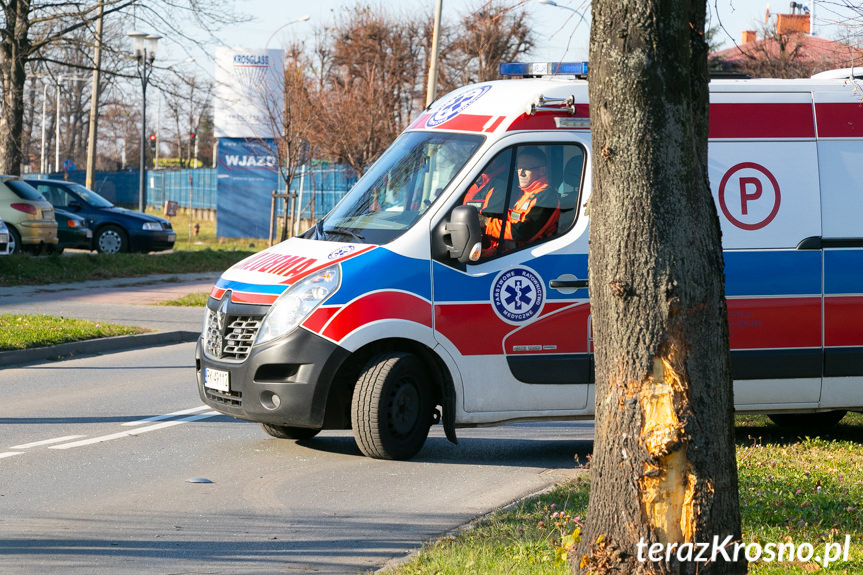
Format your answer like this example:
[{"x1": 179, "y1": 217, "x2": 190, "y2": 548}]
[
  {"x1": 433, "y1": 113, "x2": 495, "y2": 132},
  {"x1": 815, "y1": 102, "x2": 863, "y2": 138},
  {"x1": 727, "y1": 297, "x2": 822, "y2": 349},
  {"x1": 321, "y1": 291, "x2": 432, "y2": 342},
  {"x1": 302, "y1": 306, "x2": 339, "y2": 334},
  {"x1": 825, "y1": 296, "x2": 863, "y2": 347},
  {"x1": 709, "y1": 103, "x2": 815, "y2": 139}
]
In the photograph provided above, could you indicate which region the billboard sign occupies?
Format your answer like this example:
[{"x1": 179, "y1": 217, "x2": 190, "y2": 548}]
[
  {"x1": 214, "y1": 48, "x2": 284, "y2": 139},
  {"x1": 216, "y1": 138, "x2": 279, "y2": 238}
]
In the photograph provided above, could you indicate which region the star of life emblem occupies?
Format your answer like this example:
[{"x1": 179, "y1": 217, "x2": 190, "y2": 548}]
[
  {"x1": 491, "y1": 267, "x2": 544, "y2": 324},
  {"x1": 426, "y1": 85, "x2": 492, "y2": 128}
]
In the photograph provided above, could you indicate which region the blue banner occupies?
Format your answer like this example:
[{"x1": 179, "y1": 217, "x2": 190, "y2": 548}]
[{"x1": 216, "y1": 138, "x2": 279, "y2": 238}]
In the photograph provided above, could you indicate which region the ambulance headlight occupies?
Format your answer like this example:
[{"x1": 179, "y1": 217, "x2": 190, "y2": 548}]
[{"x1": 255, "y1": 265, "x2": 340, "y2": 345}]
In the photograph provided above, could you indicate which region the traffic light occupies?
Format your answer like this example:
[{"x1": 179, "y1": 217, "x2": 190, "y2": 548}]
[
  {"x1": 148, "y1": 133, "x2": 156, "y2": 151},
  {"x1": 189, "y1": 132, "x2": 196, "y2": 143}
]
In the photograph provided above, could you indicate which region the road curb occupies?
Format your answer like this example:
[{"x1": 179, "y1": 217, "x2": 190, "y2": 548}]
[{"x1": 0, "y1": 330, "x2": 200, "y2": 368}]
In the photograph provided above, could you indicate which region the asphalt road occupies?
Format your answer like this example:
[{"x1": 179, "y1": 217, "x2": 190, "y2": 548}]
[{"x1": 1, "y1": 341, "x2": 594, "y2": 574}]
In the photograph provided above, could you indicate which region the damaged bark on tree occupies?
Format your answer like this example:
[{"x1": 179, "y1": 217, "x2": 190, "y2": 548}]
[{"x1": 575, "y1": 1, "x2": 744, "y2": 574}]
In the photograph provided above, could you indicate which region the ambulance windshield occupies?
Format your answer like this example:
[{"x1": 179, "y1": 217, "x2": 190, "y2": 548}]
[{"x1": 314, "y1": 131, "x2": 484, "y2": 244}]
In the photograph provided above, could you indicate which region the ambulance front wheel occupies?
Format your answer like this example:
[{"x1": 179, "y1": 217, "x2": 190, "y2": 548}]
[
  {"x1": 351, "y1": 351, "x2": 434, "y2": 460},
  {"x1": 259, "y1": 423, "x2": 321, "y2": 440}
]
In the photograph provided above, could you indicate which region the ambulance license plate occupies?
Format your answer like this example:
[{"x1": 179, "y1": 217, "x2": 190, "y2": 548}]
[{"x1": 204, "y1": 368, "x2": 230, "y2": 392}]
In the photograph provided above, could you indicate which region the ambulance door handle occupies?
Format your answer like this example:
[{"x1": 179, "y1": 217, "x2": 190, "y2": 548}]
[{"x1": 549, "y1": 274, "x2": 588, "y2": 294}]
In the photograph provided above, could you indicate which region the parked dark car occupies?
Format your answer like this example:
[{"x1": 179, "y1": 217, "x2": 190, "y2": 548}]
[
  {"x1": 25, "y1": 179, "x2": 176, "y2": 254},
  {"x1": 53, "y1": 208, "x2": 93, "y2": 254}
]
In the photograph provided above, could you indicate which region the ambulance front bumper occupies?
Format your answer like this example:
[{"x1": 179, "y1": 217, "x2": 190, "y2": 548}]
[{"x1": 195, "y1": 328, "x2": 350, "y2": 429}]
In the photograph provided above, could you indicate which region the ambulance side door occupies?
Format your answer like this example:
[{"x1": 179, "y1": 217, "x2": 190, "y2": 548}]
[{"x1": 431, "y1": 134, "x2": 593, "y2": 415}]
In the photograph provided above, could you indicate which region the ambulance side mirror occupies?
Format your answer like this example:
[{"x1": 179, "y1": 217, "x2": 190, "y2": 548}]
[{"x1": 434, "y1": 205, "x2": 483, "y2": 263}]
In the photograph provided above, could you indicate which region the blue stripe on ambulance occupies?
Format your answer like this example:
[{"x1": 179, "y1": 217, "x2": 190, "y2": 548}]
[
  {"x1": 327, "y1": 248, "x2": 432, "y2": 305},
  {"x1": 213, "y1": 278, "x2": 290, "y2": 296},
  {"x1": 824, "y1": 249, "x2": 863, "y2": 294},
  {"x1": 723, "y1": 250, "x2": 821, "y2": 296},
  {"x1": 432, "y1": 254, "x2": 589, "y2": 303}
]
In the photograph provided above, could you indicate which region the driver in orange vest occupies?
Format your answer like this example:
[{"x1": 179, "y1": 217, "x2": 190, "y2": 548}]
[{"x1": 483, "y1": 147, "x2": 560, "y2": 256}]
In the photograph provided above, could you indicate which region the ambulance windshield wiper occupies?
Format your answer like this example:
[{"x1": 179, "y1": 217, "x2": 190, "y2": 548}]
[{"x1": 323, "y1": 226, "x2": 365, "y2": 241}]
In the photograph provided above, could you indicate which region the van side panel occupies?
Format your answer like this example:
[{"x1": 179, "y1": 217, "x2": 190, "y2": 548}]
[{"x1": 708, "y1": 91, "x2": 823, "y2": 406}]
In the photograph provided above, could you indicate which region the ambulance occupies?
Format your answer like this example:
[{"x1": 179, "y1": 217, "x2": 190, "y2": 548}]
[{"x1": 196, "y1": 62, "x2": 863, "y2": 460}]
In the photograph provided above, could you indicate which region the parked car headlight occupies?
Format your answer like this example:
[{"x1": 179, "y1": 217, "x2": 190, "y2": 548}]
[
  {"x1": 256, "y1": 265, "x2": 340, "y2": 345},
  {"x1": 142, "y1": 222, "x2": 162, "y2": 231}
]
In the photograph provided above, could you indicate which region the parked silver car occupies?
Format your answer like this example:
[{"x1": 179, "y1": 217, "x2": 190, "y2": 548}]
[{"x1": 0, "y1": 216, "x2": 11, "y2": 255}]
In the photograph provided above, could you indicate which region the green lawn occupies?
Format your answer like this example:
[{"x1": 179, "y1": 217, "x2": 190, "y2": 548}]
[
  {"x1": 0, "y1": 314, "x2": 147, "y2": 351},
  {"x1": 382, "y1": 413, "x2": 863, "y2": 575}
]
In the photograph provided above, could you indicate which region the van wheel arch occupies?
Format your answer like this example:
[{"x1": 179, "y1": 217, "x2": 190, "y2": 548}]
[{"x1": 322, "y1": 339, "x2": 457, "y2": 445}]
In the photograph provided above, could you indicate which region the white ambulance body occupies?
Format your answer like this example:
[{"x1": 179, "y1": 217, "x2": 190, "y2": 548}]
[{"x1": 196, "y1": 64, "x2": 863, "y2": 459}]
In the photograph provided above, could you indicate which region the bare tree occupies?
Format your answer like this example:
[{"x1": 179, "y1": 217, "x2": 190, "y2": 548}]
[
  {"x1": 309, "y1": 5, "x2": 425, "y2": 177},
  {"x1": 575, "y1": 0, "x2": 743, "y2": 573},
  {"x1": 0, "y1": 0, "x2": 139, "y2": 175},
  {"x1": 0, "y1": 0, "x2": 245, "y2": 175},
  {"x1": 447, "y1": 0, "x2": 535, "y2": 85}
]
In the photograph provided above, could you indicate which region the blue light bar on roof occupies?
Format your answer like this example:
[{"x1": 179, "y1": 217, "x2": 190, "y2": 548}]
[{"x1": 499, "y1": 61, "x2": 589, "y2": 77}]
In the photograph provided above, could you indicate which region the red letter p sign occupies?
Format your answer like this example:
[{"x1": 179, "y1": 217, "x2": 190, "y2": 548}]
[{"x1": 719, "y1": 163, "x2": 781, "y2": 230}]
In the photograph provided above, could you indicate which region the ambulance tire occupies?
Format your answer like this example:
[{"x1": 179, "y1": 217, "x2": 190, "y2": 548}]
[
  {"x1": 259, "y1": 423, "x2": 321, "y2": 440},
  {"x1": 768, "y1": 410, "x2": 847, "y2": 430},
  {"x1": 351, "y1": 351, "x2": 434, "y2": 460}
]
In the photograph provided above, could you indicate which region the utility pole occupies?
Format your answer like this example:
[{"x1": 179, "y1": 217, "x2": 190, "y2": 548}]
[
  {"x1": 85, "y1": 2, "x2": 105, "y2": 189},
  {"x1": 425, "y1": 0, "x2": 443, "y2": 107}
]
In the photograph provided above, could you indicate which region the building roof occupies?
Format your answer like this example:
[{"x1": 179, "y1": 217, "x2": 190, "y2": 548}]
[{"x1": 710, "y1": 33, "x2": 863, "y2": 78}]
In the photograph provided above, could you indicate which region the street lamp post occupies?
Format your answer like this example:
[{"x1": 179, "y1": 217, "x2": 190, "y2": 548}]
[
  {"x1": 264, "y1": 15, "x2": 311, "y2": 50},
  {"x1": 537, "y1": 0, "x2": 588, "y2": 27},
  {"x1": 128, "y1": 31, "x2": 161, "y2": 213}
]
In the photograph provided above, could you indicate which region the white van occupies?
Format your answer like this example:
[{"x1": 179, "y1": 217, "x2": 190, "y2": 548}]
[{"x1": 196, "y1": 63, "x2": 863, "y2": 459}]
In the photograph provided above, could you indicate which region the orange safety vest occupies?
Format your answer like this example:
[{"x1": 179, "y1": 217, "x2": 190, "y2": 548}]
[
  {"x1": 464, "y1": 173, "x2": 491, "y2": 207},
  {"x1": 485, "y1": 177, "x2": 560, "y2": 250}
]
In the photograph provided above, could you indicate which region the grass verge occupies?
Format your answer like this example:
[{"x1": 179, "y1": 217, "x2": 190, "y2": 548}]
[
  {"x1": 382, "y1": 413, "x2": 863, "y2": 575},
  {"x1": 0, "y1": 249, "x2": 254, "y2": 287},
  {"x1": 0, "y1": 209, "x2": 265, "y2": 287},
  {"x1": 0, "y1": 314, "x2": 147, "y2": 351},
  {"x1": 158, "y1": 292, "x2": 210, "y2": 307}
]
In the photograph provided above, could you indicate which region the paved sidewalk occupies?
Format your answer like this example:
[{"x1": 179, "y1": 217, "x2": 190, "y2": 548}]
[{"x1": 0, "y1": 272, "x2": 220, "y2": 366}]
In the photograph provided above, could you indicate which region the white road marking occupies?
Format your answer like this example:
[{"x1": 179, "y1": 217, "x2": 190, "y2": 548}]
[
  {"x1": 49, "y1": 412, "x2": 220, "y2": 450},
  {"x1": 0, "y1": 452, "x2": 24, "y2": 459},
  {"x1": 11, "y1": 435, "x2": 86, "y2": 449},
  {"x1": 123, "y1": 405, "x2": 211, "y2": 427}
]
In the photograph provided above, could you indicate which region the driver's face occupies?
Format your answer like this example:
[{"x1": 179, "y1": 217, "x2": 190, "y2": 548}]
[{"x1": 516, "y1": 160, "x2": 546, "y2": 188}]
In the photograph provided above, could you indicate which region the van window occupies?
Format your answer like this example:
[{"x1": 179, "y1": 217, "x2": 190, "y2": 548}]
[
  {"x1": 461, "y1": 143, "x2": 585, "y2": 261},
  {"x1": 315, "y1": 131, "x2": 484, "y2": 245}
]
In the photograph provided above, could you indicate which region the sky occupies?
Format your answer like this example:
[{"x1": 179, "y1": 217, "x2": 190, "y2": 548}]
[{"x1": 180, "y1": 0, "x2": 859, "y2": 67}]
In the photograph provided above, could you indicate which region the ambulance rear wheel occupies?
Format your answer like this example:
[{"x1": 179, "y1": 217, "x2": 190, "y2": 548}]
[
  {"x1": 768, "y1": 410, "x2": 847, "y2": 430},
  {"x1": 259, "y1": 423, "x2": 321, "y2": 440},
  {"x1": 351, "y1": 351, "x2": 434, "y2": 460}
]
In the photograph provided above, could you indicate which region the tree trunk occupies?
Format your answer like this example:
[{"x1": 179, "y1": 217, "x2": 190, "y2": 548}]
[
  {"x1": 575, "y1": 1, "x2": 743, "y2": 574},
  {"x1": 0, "y1": 0, "x2": 32, "y2": 175}
]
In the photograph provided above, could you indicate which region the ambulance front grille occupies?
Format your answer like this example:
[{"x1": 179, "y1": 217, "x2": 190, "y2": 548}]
[{"x1": 205, "y1": 309, "x2": 263, "y2": 362}]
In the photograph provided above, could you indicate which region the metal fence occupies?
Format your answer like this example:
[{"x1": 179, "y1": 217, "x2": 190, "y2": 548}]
[
  {"x1": 280, "y1": 164, "x2": 359, "y2": 219},
  {"x1": 27, "y1": 170, "x2": 142, "y2": 206},
  {"x1": 28, "y1": 164, "x2": 358, "y2": 217},
  {"x1": 148, "y1": 169, "x2": 218, "y2": 210}
]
